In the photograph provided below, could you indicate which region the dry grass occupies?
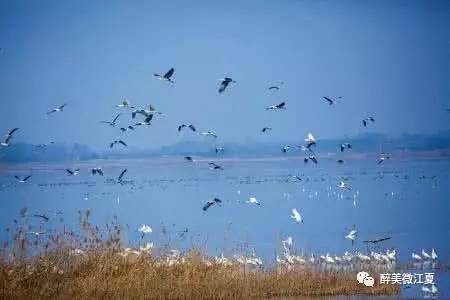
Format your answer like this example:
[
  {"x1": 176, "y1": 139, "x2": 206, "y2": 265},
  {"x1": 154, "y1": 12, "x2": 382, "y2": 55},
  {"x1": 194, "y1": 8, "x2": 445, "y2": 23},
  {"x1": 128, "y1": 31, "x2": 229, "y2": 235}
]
[{"x1": 0, "y1": 209, "x2": 399, "y2": 299}]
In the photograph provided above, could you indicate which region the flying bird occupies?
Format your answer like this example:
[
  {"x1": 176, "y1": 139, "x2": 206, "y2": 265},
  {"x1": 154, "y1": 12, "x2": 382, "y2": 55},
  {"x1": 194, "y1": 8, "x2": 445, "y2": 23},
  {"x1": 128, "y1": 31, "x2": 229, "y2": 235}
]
[
  {"x1": 268, "y1": 82, "x2": 284, "y2": 91},
  {"x1": 199, "y1": 131, "x2": 218, "y2": 138},
  {"x1": 304, "y1": 133, "x2": 316, "y2": 148},
  {"x1": 47, "y1": 104, "x2": 67, "y2": 115},
  {"x1": 265, "y1": 102, "x2": 286, "y2": 110},
  {"x1": 246, "y1": 197, "x2": 260, "y2": 206},
  {"x1": 91, "y1": 168, "x2": 104, "y2": 176},
  {"x1": 345, "y1": 226, "x2": 357, "y2": 246},
  {"x1": 26, "y1": 231, "x2": 47, "y2": 237},
  {"x1": 262, "y1": 127, "x2": 272, "y2": 133},
  {"x1": 282, "y1": 145, "x2": 291, "y2": 153},
  {"x1": 209, "y1": 162, "x2": 224, "y2": 170},
  {"x1": 153, "y1": 68, "x2": 175, "y2": 83},
  {"x1": 178, "y1": 124, "x2": 196, "y2": 132},
  {"x1": 132, "y1": 105, "x2": 161, "y2": 120},
  {"x1": 215, "y1": 147, "x2": 225, "y2": 153},
  {"x1": 184, "y1": 156, "x2": 195, "y2": 162},
  {"x1": 337, "y1": 159, "x2": 345, "y2": 164},
  {"x1": 120, "y1": 126, "x2": 135, "y2": 132},
  {"x1": 340, "y1": 143, "x2": 352, "y2": 152},
  {"x1": 1, "y1": 128, "x2": 19, "y2": 147},
  {"x1": 110, "y1": 140, "x2": 127, "y2": 149},
  {"x1": 33, "y1": 214, "x2": 49, "y2": 222},
  {"x1": 377, "y1": 153, "x2": 391, "y2": 165},
  {"x1": 304, "y1": 155, "x2": 318, "y2": 164},
  {"x1": 323, "y1": 96, "x2": 341, "y2": 105},
  {"x1": 14, "y1": 175, "x2": 32, "y2": 183},
  {"x1": 290, "y1": 208, "x2": 303, "y2": 223},
  {"x1": 218, "y1": 77, "x2": 235, "y2": 93},
  {"x1": 203, "y1": 198, "x2": 222, "y2": 211},
  {"x1": 337, "y1": 181, "x2": 351, "y2": 190},
  {"x1": 291, "y1": 175, "x2": 302, "y2": 182},
  {"x1": 363, "y1": 237, "x2": 392, "y2": 244},
  {"x1": 362, "y1": 117, "x2": 375, "y2": 127},
  {"x1": 100, "y1": 113, "x2": 121, "y2": 127},
  {"x1": 117, "y1": 169, "x2": 127, "y2": 184},
  {"x1": 66, "y1": 168, "x2": 80, "y2": 176}
]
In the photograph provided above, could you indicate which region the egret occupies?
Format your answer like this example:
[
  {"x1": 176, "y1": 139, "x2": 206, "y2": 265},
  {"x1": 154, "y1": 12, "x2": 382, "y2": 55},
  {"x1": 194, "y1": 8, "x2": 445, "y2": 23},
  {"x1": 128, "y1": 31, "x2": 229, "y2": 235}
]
[
  {"x1": 153, "y1": 68, "x2": 175, "y2": 83},
  {"x1": 47, "y1": 104, "x2": 67, "y2": 115},
  {"x1": 265, "y1": 102, "x2": 286, "y2": 110},
  {"x1": 291, "y1": 208, "x2": 303, "y2": 223},
  {"x1": 14, "y1": 175, "x2": 32, "y2": 183},
  {"x1": 100, "y1": 113, "x2": 121, "y2": 127},
  {"x1": 1, "y1": 128, "x2": 19, "y2": 147}
]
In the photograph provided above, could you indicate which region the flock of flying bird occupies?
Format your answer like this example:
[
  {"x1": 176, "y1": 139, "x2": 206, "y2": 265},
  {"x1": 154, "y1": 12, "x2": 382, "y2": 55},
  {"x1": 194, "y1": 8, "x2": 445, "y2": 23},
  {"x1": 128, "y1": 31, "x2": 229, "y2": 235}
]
[{"x1": 1, "y1": 68, "x2": 445, "y2": 280}]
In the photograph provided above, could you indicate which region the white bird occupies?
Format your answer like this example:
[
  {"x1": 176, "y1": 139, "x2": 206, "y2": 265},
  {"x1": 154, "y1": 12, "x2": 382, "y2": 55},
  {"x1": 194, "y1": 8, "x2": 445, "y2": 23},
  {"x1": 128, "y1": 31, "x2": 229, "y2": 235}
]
[
  {"x1": 325, "y1": 253, "x2": 335, "y2": 264},
  {"x1": 412, "y1": 252, "x2": 422, "y2": 261},
  {"x1": 26, "y1": 231, "x2": 46, "y2": 237},
  {"x1": 199, "y1": 131, "x2": 218, "y2": 138},
  {"x1": 246, "y1": 197, "x2": 260, "y2": 206},
  {"x1": 422, "y1": 249, "x2": 431, "y2": 260},
  {"x1": 337, "y1": 181, "x2": 351, "y2": 190},
  {"x1": 282, "y1": 236, "x2": 293, "y2": 249},
  {"x1": 281, "y1": 145, "x2": 291, "y2": 153},
  {"x1": 47, "y1": 104, "x2": 67, "y2": 115},
  {"x1": 290, "y1": 208, "x2": 303, "y2": 223},
  {"x1": 14, "y1": 175, "x2": 32, "y2": 183},
  {"x1": 431, "y1": 248, "x2": 438, "y2": 260},
  {"x1": 132, "y1": 105, "x2": 161, "y2": 120},
  {"x1": 153, "y1": 68, "x2": 175, "y2": 83},
  {"x1": 304, "y1": 132, "x2": 316, "y2": 148},
  {"x1": 422, "y1": 285, "x2": 432, "y2": 294},
  {"x1": 345, "y1": 227, "x2": 357, "y2": 246},
  {"x1": 100, "y1": 113, "x2": 121, "y2": 127},
  {"x1": 339, "y1": 143, "x2": 352, "y2": 152},
  {"x1": 1, "y1": 128, "x2": 19, "y2": 147},
  {"x1": 116, "y1": 99, "x2": 135, "y2": 109},
  {"x1": 265, "y1": 102, "x2": 286, "y2": 110},
  {"x1": 377, "y1": 153, "x2": 391, "y2": 165},
  {"x1": 431, "y1": 284, "x2": 438, "y2": 295},
  {"x1": 138, "y1": 224, "x2": 152, "y2": 234}
]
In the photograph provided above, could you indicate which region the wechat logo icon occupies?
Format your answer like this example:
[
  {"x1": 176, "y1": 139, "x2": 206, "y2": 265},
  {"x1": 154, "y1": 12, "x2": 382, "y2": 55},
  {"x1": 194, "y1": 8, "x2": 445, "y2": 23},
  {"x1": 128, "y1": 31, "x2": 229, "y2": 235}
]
[{"x1": 357, "y1": 271, "x2": 374, "y2": 287}]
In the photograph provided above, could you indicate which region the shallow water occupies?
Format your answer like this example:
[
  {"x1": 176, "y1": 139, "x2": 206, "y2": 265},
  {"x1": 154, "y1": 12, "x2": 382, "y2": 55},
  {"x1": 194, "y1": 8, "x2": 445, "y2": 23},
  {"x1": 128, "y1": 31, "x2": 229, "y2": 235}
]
[{"x1": 0, "y1": 157, "x2": 449, "y2": 298}]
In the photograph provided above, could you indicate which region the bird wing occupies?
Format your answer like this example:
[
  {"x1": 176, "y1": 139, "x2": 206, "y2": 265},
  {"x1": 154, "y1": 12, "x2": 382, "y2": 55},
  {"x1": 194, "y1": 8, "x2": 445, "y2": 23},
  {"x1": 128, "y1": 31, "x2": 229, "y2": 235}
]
[
  {"x1": 202, "y1": 201, "x2": 213, "y2": 211},
  {"x1": 8, "y1": 128, "x2": 19, "y2": 136},
  {"x1": 323, "y1": 97, "x2": 333, "y2": 104},
  {"x1": 268, "y1": 86, "x2": 279, "y2": 90},
  {"x1": 47, "y1": 109, "x2": 56, "y2": 114},
  {"x1": 340, "y1": 145, "x2": 345, "y2": 152},
  {"x1": 110, "y1": 142, "x2": 115, "y2": 148},
  {"x1": 112, "y1": 113, "x2": 121, "y2": 123},
  {"x1": 14, "y1": 176, "x2": 20, "y2": 181},
  {"x1": 362, "y1": 120, "x2": 367, "y2": 127},
  {"x1": 119, "y1": 140, "x2": 127, "y2": 147},
  {"x1": 178, "y1": 124, "x2": 186, "y2": 132},
  {"x1": 163, "y1": 68, "x2": 174, "y2": 79},
  {"x1": 98, "y1": 169, "x2": 104, "y2": 176},
  {"x1": 144, "y1": 114, "x2": 153, "y2": 123},
  {"x1": 188, "y1": 124, "x2": 196, "y2": 132},
  {"x1": 310, "y1": 156, "x2": 318, "y2": 164},
  {"x1": 66, "y1": 169, "x2": 74, "y2": 175},
  {"x1": 118, "y1": 169, "x2": 127, "y2": 181},
  {"x1": 218, "y1": 80, "x2": 229, "y2": 93},
  {"x1": 59, "y1": 104, "x2": 67, "y2": 110},
  {"x1": 276, "y1": 102, "x2": 286, "y2": 109},
  {"x1": 214, "y1": 198, "x2": 222, "y2": 204},
  {"x1": 23, "y1": 175, "x2": 32, "y2": 181}
]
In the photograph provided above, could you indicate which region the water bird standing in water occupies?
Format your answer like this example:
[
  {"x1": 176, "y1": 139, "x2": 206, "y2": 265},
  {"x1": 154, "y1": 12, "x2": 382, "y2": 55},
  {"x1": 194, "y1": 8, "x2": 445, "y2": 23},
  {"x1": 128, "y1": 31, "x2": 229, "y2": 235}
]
[
  {"x1": 218, "y1": 77, "x2": 235, "y2": 93},
  {"x1": 203, "y1": 198, "x2": 222, "y2": 211},
  {"x1": 153, "y1": 68, "x2": 175, "y2": 83},
  {"x1": 1, "y1": 128, "x2": 19, "y2": 147}
]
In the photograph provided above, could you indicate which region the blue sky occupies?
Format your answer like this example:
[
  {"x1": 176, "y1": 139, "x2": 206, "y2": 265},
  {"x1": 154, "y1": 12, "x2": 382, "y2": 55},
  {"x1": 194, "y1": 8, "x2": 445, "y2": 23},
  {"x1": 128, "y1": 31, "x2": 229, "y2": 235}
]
[{"x1": 1, "y1": 0, "x2": 450, "y2": 150}]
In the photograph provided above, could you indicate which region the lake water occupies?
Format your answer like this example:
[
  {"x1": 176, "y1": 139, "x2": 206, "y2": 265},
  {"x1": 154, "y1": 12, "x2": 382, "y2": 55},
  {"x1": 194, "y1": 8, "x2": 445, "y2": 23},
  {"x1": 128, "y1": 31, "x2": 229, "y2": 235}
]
[{"x1": 0, "y1": 157, "x2": 449, "y2": 298}]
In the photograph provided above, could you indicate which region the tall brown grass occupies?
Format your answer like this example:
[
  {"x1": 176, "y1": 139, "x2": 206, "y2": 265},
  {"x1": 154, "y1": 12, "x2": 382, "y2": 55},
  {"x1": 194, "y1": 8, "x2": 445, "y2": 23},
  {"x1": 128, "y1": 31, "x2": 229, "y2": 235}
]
[{"x1": 0, "y1": 209, "x2": 399, "y2": 299}]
